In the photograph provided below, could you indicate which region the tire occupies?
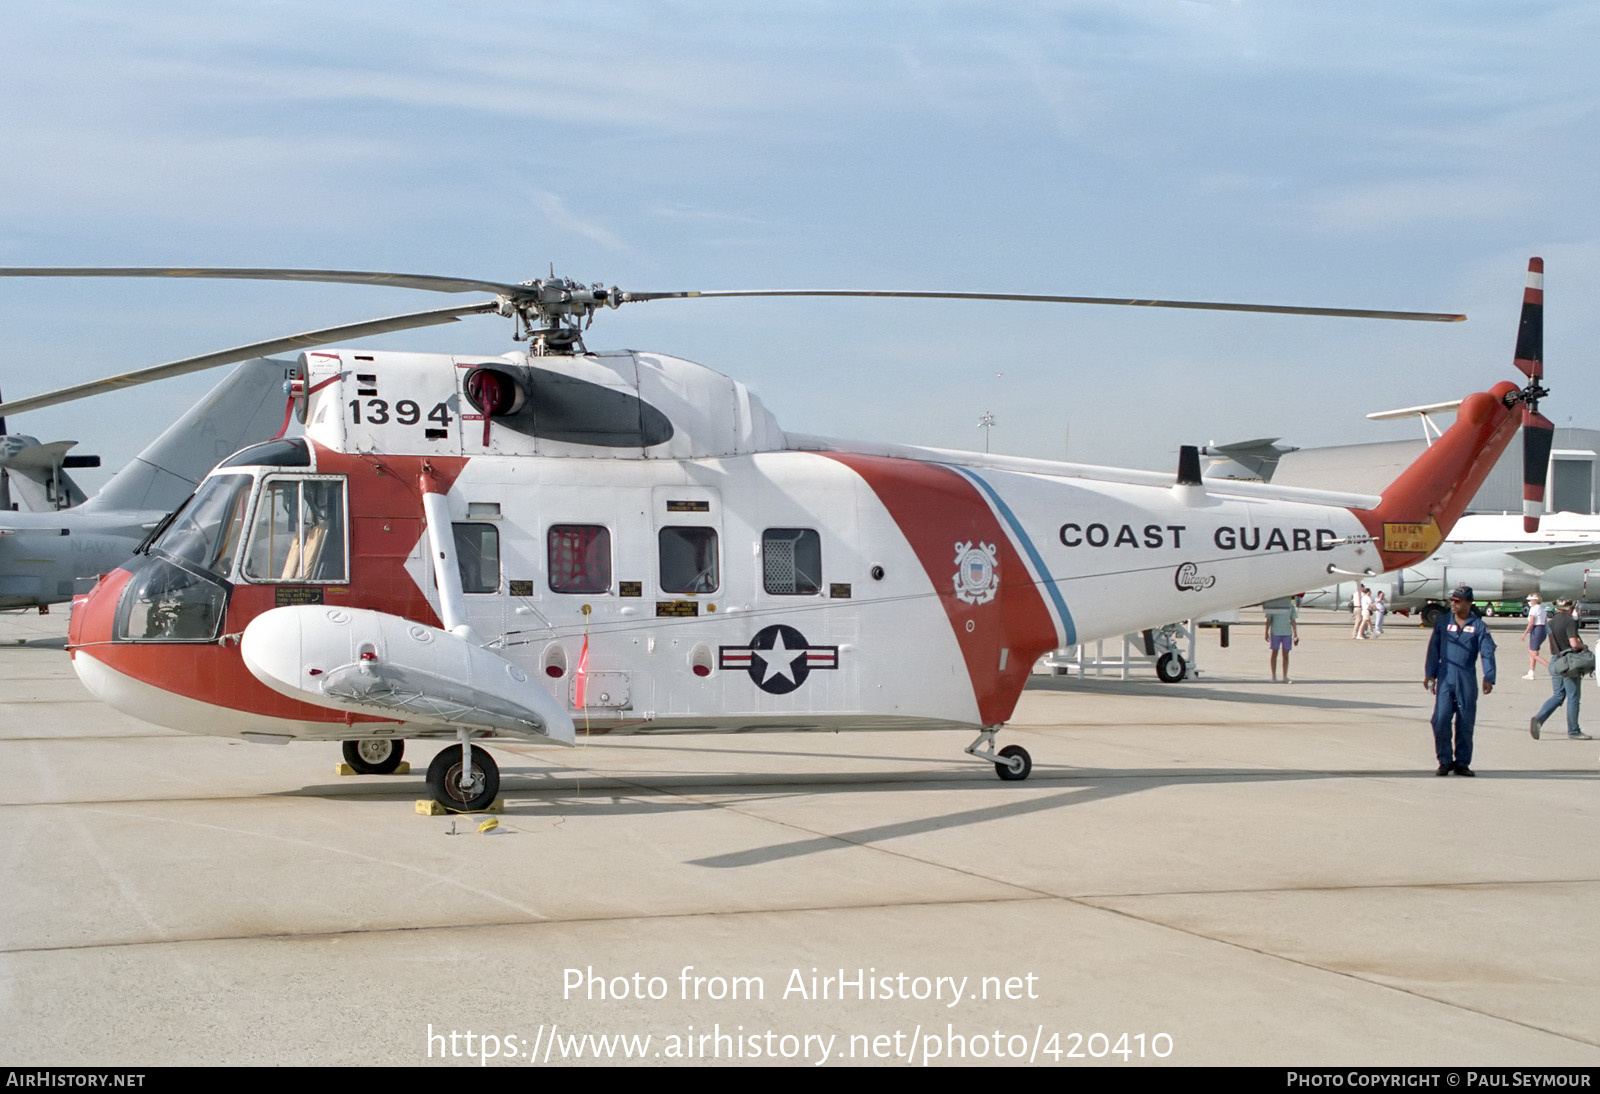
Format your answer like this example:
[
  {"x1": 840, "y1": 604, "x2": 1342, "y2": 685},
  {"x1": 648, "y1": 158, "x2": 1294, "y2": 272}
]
[
  {"x1": 427, "y1": 744, "x2": 500, "y2": 812},
  {"x1": 342, "y1": 738, "x2": 405, "y2": 776},
  {"x1": 995, "y1": 744, "x2": 1031, "y2": 781},
  {"x1": 1420, "y1": 604, "x2": 1443, "y2": 628},
  {"x1": 1156, "y1": 652, "x2": 1187, "y2": 683}
]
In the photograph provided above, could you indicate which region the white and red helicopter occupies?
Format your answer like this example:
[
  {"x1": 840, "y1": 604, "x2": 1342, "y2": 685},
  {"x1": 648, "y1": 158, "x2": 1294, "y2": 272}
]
[{"x1": 0, "y1": 261, "x2": 1552, "y2": 811}]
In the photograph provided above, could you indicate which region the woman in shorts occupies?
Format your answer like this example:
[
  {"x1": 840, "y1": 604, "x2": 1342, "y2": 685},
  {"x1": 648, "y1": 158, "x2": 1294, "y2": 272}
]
[{"x1": 1522, "y1": 594, "x2": 1550, "y2": 679}]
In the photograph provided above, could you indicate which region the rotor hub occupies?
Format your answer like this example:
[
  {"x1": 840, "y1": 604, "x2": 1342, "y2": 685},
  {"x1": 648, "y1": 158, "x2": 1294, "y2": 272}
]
[{"x1": 501, "y1": 278, "x2": 622, "y2": 353}]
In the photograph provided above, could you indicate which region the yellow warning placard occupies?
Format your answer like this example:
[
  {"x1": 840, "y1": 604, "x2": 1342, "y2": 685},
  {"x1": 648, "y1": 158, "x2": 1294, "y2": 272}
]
[{"x1": 1382, "y1": 519, "x2": 1441, "y2": 554}]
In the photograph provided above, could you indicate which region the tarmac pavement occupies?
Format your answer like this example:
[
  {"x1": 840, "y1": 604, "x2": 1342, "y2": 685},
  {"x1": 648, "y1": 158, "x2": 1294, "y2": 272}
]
[{"x1": 1, "y1": 608, "x2": 1596, "y2": 1066}]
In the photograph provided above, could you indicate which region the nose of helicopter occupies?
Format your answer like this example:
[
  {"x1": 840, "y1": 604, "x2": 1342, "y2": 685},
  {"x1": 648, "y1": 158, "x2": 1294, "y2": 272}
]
[{"x1": 66, "y1": 567, "x2": 131, "y2": 672}]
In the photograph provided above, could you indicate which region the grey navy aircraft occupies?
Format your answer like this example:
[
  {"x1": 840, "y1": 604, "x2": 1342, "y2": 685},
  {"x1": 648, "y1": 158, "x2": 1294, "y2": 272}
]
[{"x1": 0, "y1": 359, "x2": 289, "y2": 610}]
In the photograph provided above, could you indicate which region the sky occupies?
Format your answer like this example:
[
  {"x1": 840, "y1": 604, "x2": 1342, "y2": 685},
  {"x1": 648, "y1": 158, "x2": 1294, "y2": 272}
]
[{"x1": 2, "y1": 0, "x2": 1598, "y2": 496}]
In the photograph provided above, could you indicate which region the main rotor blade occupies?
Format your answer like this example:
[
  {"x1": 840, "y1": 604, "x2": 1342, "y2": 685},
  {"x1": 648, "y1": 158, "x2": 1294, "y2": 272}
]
[
  {"x1": 618, "y1": 288, "x2": 1466, "y2": 322},
  {"x1": 0, "y1": 268, "x2": 1467, "y2": 321},
  {"x1": 0, "y1": 267, "x2": 526, "y2": 297},
  {"x1": 0, "y1": 301, "x2": 499, "y2": 418}
]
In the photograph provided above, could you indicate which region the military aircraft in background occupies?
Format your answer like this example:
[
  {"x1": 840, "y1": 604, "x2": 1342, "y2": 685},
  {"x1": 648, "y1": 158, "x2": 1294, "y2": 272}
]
[
  {"x1": 1300, "y1": 511, "x2": 1600, "y2": 624},
  {"x1": 0, "y1": 359, "x2": 290, "y2": 610},
  {"x1": 0, "y1": 408, "x2": 101, "y2": 513}
]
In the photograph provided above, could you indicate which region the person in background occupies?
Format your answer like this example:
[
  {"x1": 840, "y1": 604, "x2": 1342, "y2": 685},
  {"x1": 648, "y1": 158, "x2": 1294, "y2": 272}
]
[
  {"x1": 1372, "y1": 590, "x2": 1387, "y2": 636},
  {"x1": 1263, "y1": 596, "x2": 1299, "y2": 683},
  {"x1": 1530, "y1": 598, "x2": 1592, "y2": 741},
  {"x1": 1352, "y1": 584, "x2": 1372, "y2": 639},
  {"x1": 1425, "y1": 584, "x2": 1496, "y2": 776},
  {"x1": 1521, "y1": 594, "x2": 1550, "y2": 680}
]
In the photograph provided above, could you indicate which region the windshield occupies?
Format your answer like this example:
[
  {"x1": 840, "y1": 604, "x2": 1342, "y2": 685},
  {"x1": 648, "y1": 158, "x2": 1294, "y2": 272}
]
[{"x1": 148, "y1": 474, "x2": 254, "y2": 576}]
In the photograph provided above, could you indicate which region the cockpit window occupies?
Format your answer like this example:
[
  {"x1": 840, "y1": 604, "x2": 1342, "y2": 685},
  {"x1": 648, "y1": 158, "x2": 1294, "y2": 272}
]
[
  {"x1": 242, "y1": 476, "x2": 348, "y2": 583},
  {"x1": 219, "y1": 437, "x2": 311, "y2": 469},
  {"x1": 149, "y1": 474, "x2": 255, "y2": 576}
]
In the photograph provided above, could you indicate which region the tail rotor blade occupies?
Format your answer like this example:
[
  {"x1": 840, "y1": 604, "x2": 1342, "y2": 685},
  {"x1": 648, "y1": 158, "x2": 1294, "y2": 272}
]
[
  {"x1": 1523, "y1": 407, "x2": 1555, "y2": 533},
  {"x1": 1514, "y1": 257, "x2": 1544, "y2": 381}
]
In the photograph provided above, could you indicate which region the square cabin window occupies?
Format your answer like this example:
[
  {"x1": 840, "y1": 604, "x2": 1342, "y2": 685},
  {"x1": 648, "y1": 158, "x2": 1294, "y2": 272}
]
[
  {"x1": 242, "y1": 476, "x2": 348, "y2": 583},
  {"x1": 548, "y1": 525, "x2": 612, "y2": 594},
  {"x1": 453, "y1": 523, "x2": 500, "y2": 594},
  {"x1": 658, "y1": 526, "x2": 719, "y2": 594},
  {"x1": 763, "y1": 528, "x2": 821, "y2": 594}
]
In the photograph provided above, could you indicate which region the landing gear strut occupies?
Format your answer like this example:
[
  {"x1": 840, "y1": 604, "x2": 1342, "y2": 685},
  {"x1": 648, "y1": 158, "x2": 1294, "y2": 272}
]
[
  {"x1": 965, "y1": 727, "x2": 1032, "y2": 781},
  {"x1": 427, "y1": 735, "x2": 500, "y2": 812}
]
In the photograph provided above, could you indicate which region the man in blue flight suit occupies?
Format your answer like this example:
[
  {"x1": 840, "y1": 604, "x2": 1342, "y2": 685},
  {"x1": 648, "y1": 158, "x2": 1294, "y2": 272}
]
[{"x1": 1424, "y1": 584, "x2": 1496, "y2": 776}]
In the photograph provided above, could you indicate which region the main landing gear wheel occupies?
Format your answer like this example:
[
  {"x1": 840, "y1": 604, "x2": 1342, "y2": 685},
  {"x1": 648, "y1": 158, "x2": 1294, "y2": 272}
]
[
  {"x1": 427, "y1": 744, "x2": 500, "y2": 812},
  {"x1": 1156, "y1": 652, "x2": 1187, "y2": 683},
  {"x1": 995, "y1": 744, "x2": 1032, "y2": 781},
  {"x1": 342, "y1": 738, "x2": 405, "y2": 775}
]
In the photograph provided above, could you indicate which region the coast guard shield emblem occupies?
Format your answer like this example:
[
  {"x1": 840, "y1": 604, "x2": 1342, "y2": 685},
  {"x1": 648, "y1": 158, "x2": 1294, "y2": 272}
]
[{"x1": 953, "y1": 540, "x2": 1000, "y2": 605}]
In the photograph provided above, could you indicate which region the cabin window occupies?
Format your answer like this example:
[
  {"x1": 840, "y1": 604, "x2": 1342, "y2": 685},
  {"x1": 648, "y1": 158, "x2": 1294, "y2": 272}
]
[
  {"x1": 548, "y1": 524, "x2": 612, "y2": 594},
  {"x1": 659, "y1": 526, "x2": 719, "y2": 594},
  {"x1": 453, "y1": 523, "x2": 500, "y2": 593},
  {"x1": 762, "y1": 528, "x2": 822, "y2": 595},
  {"x1": 242, "y1": 476, "x2": 348, "y2": 583}
]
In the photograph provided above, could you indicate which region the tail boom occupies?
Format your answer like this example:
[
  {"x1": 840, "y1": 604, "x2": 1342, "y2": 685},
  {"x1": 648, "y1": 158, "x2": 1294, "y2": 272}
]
[{"x1": 1354, "y1": 381, "x2": 1522, "y2": 571}]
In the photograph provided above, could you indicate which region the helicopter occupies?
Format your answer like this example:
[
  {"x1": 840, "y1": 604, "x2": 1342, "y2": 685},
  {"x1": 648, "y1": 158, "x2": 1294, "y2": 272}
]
[{"x1": 0, "y1": 261, "x2": 1552, "y2": 812}]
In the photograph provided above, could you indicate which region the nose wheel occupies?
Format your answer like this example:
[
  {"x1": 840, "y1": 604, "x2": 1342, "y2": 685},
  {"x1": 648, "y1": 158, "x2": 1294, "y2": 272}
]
[
  {"x1": 964, "y1": 728, "x2": 1033, "y2": 781},
  {"x1": 426, "y1": 743, "x2": 500, "y2": 812}
]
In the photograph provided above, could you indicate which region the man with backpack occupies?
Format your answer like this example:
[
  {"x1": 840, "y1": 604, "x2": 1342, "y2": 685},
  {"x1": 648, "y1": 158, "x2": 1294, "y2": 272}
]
[{"x1": 1529, "y1": 598, "x2": 1594, "y2": 741}]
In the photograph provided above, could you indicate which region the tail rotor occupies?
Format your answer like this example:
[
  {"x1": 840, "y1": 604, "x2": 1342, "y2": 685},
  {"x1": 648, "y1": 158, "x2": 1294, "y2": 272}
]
[{"x1": 1513, "y1": 257, "x2": 1553, "y2": 533}]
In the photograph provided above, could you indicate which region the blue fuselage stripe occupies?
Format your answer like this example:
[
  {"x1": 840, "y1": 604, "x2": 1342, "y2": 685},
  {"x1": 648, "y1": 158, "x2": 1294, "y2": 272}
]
[{"x1": 957, "y1": 468, "x2": 1076, "y2": 646}]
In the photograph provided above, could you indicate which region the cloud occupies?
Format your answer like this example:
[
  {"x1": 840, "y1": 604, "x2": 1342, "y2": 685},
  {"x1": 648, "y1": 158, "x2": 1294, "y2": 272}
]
[
  {"x1": 531, "y1": 191, "x2": 630, "y2": 254},
  {"x1": 1302, "y1": 177, "x2": 1527, "y2": 233}
]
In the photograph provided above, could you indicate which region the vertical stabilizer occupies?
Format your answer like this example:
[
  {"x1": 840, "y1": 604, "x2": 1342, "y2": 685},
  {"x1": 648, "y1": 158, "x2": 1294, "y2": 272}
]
[{"x1": 83, "y1": 358, "x2": 290, "y2": 513}]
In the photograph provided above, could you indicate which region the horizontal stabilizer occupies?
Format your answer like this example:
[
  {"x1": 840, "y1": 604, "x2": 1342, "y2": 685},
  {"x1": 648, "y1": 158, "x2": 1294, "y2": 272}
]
[
  {"x1": 1366, "y1": 399, "x2": 1463, "y2": 422},
  {"x1": 0, "y1": 439, "x2": 77, "y2": 470}
]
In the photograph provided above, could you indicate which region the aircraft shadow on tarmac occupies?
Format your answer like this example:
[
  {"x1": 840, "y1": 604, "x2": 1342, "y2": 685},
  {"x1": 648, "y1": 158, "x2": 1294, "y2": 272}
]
[
  {"x1": 678, "y1": 767, "x2": 1600, "y2": 869},
  {"x1": 1027, "y1": 676, "x2": 1413, "y2": 711},
  {"x1": 276, "y1": 756, "x2": 1597, "y2": 871}
]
